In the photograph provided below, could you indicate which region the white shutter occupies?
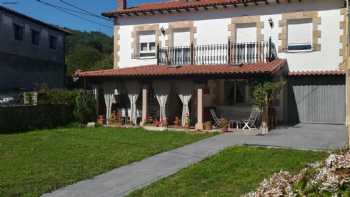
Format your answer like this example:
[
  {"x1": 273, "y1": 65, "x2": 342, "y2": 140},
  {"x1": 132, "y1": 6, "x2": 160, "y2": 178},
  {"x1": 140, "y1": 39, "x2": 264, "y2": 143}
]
[
  {"x1": 236, "y1": 23, "x2": 257, "y2": 43},
  {"x1": 139, "y1": 31, "x2": 155, "y2": 43},
  {"x1": 173, "y1": 30, "x2": 190, "y2": 47},
  {"x1": 287, "y1": 19, "x2": 312, "y2": 46}
]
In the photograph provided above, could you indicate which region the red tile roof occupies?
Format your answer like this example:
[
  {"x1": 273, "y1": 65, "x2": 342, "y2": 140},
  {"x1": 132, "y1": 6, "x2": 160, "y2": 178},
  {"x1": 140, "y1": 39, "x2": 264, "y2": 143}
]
[
  {"x1": 75, "y1": 59, "x2": 286, "y2": 78},
  {"x1": 288, "y1": 70, "x2": 346, "y2": 77},
  {"x1": 103, "y1": 0, "x2": 269, "y2": 17}
]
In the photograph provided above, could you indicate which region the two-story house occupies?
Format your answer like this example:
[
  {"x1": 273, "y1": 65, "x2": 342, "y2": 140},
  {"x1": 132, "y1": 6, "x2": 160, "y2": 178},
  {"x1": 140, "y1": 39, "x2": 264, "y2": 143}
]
[
  {"x1": 76, "y1": 0, "x2": 347, "y2": 129},
  {"x1": 0, "y1": 6, "x2": 69, "y2": 94}
]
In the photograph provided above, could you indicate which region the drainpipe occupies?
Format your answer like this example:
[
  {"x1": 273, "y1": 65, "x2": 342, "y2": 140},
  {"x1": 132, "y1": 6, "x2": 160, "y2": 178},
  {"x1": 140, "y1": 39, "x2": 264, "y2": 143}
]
[{"x1": 346, "y1": 0, "x2": 350, "y2": 146}]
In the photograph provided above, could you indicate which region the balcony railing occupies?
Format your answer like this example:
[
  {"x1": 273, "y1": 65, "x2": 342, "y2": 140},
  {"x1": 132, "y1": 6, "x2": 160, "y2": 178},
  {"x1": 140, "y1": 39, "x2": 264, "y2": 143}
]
[{"x1": 157, "y1": 41, "x2": 277, "y2": 66}]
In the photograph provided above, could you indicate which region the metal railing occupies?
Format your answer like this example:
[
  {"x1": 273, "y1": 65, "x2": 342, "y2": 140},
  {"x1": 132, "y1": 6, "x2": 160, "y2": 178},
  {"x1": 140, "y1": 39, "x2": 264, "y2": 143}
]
[{"x1": 157, "y1": 40, "x2": 277, "y2": 66}]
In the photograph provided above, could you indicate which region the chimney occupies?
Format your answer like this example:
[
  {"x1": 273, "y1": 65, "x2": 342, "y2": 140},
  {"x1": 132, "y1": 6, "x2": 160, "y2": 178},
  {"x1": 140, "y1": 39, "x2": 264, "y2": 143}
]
[{"x1": 117, "y1": 0, "x2": 127, "y2": 10}]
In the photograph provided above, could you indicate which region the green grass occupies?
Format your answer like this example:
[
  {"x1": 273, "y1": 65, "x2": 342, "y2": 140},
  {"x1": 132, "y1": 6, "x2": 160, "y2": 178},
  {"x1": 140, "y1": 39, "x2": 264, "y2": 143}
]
[
  {"x1": 0, "y1": 127, "x2": 214, "y2": 197},
  {"x1": 128, "y1": 146, "x2": 328, "y2": 197}
]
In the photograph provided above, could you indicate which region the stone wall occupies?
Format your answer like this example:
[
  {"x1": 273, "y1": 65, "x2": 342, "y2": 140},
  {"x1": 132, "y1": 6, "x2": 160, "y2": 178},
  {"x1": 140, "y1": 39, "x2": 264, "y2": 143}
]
[{"x1": 0, "y1": 52, "x2": 65, "y2": 91}]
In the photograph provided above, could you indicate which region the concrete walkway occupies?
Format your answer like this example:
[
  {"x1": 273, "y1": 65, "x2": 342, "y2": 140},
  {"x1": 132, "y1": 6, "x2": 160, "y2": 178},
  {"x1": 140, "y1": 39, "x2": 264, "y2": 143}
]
[{"x1": 42, "y1": 124, "x2": 347, "y2": 197}]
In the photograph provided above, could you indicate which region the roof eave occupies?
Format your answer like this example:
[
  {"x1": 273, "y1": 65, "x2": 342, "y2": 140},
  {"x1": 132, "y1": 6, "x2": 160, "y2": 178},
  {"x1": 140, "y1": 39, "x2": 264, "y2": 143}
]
[{"x1": 101, "y1": 0, "x2": 275, "y2": 18}]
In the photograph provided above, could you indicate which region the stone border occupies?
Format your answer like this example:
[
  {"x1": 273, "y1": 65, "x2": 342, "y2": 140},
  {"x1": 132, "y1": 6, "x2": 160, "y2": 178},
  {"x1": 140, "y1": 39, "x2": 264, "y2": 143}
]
[
  {"x1": 278, "y1": 11, "x2": 321, "y2": 53},
  {"x1": 165, "y1": 21, "x2": 197, "y2": 47},
  {"x1": 339, "y1": 8, "x2": 347, "y2": 70},
  {"x1": 131, "y1": 24, "x2": 160, "y2": 59},
  {"x1": 228, "y1": 16, "x2": 264, "y2": 43},
  {"x1": 113, "y1": 18, "x2": 120, "y2": 68}
]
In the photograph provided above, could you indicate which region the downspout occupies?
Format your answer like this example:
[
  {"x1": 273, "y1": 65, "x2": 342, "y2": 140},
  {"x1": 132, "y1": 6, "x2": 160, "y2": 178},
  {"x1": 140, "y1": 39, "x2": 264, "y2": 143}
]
[{"x1": 346, "y1": 0, "x2": 350, "y2": 146}]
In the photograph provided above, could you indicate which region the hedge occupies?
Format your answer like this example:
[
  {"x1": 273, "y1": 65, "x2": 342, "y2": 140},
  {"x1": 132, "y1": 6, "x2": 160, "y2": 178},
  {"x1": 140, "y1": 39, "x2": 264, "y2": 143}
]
[{"x1": 0, "y1": 104, "x2": 74, "y2": 133}]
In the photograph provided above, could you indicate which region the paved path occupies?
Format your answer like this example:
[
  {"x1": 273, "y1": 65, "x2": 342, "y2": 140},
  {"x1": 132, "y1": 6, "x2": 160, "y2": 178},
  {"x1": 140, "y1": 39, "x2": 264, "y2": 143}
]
[{"x1": 42, "y1": 124, "x2": 347, "y2": 197}]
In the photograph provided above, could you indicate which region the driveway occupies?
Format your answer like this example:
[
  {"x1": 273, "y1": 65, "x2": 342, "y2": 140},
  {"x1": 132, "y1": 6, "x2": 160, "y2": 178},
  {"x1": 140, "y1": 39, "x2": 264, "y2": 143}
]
[{"x1": 43, "y1": 123, "x2": 347, "y2": 197}]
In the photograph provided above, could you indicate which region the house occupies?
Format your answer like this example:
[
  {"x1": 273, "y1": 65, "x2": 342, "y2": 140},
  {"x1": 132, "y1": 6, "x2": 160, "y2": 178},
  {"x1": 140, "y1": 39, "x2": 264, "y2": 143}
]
[
  {"x1": 75, "y1": 0, "x2": 347, "y2": 129},
  {"x1": 0, "y1": 5, "x2": 69, "y2": 94}
]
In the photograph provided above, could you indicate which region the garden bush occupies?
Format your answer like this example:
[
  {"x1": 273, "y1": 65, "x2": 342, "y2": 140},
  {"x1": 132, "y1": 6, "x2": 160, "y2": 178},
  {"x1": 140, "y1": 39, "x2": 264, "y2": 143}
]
[
  {"x1": 0, "y1": 89, "x2": 97, "y2": 133},
  {"x1": 0, "y1": 104, "x2": 74, "y2": 133}
]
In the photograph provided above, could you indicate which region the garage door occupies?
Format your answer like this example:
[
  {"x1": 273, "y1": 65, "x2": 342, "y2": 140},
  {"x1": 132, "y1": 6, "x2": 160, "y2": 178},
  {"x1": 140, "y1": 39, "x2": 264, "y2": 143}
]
[{"x1": 289, "y1": 76, "x2": 345, "y2": 124}]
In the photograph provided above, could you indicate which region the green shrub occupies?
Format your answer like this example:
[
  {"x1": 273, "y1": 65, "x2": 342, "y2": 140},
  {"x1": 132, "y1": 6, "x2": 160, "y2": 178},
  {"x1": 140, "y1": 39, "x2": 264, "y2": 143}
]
[
  {"x1": 0, "y1": 105, "x2": 74, "y2": 133},
  {"x1": 38, "y1": 86, "x2": 79, "y2": 107},
  {"x1": 0, "y1": 88, "x2": 97, "y2": 133},
  {"x1": 73, "y1": 91, "x2": 96, "y2": 125}
]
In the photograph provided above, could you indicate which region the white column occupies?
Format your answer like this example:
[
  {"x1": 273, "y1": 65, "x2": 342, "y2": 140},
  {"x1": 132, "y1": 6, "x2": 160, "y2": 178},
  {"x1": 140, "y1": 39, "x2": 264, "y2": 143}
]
[
  {"x1": 195, "y1": 87, "x2": 204, "y2": 130},
  {"x1": 141, "y1": 86, "x2": 148, "y2": 126}
]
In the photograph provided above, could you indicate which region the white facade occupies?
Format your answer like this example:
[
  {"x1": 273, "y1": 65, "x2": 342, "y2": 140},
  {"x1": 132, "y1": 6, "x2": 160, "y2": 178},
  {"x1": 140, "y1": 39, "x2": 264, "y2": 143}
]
[{"x1": 116, "y1": 0, "x2": 345, "y2": 72}]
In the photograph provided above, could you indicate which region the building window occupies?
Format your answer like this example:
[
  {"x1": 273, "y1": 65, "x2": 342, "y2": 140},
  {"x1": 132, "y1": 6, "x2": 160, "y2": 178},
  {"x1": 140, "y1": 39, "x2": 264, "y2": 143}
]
[
  {"x1": 235, "y1": 23, "x2": 257, "y2": 43},
  {"x1": 13, "y1": 23, "x2": 24, "y2": 41},
  {"x1": 138, "y1": 31, "x2": 156, "y2": 58},
  {"x1": 287, "y1": 19, "x2": 313, "y2": 52},
  {"x1": 31, "y1": 29, "x2": 40, "y2": 46},
  {"x1": 49, "y1": 35, "x2": 57, "y2": 49},
  {"x1": 224, "y1": 80, "x2": 250, "y2": 105}
]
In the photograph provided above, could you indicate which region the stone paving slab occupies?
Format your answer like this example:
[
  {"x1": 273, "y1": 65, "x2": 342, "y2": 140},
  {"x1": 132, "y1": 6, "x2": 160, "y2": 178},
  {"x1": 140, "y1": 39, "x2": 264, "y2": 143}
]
[{"x1": 42, "y1": 124, "x2": 347, "y2": 197}]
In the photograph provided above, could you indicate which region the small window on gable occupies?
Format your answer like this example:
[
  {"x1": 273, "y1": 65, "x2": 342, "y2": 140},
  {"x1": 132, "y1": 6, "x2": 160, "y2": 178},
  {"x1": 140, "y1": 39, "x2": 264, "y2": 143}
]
[
  {"x1": 49, "y1": 35, "x2": 57, "y2": 50},
  {"x1": 31, "y1": 29, "x2": 40, "y2": 46},
  {"x1": 138, "y1": 31, "x2": 156, "y2": 58},
  {"x1": 287, "y1": 18, "x2": 313, "y2": 52},
  {"x1": 13, "y1": 23, "x2": 24, "y2": 41}
]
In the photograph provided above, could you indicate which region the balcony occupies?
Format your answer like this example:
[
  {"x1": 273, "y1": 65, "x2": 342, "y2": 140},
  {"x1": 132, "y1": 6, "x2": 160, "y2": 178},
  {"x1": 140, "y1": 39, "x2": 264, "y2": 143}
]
[{"x1": 157, "y1": 41, "x2": 277, "y2": 66}]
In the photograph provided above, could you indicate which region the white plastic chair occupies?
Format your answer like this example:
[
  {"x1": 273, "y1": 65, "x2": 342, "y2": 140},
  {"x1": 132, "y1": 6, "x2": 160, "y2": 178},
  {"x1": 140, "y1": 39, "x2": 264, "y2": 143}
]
[{"x1": 241, "y1": 109, "x2": 261, "y2": 130}]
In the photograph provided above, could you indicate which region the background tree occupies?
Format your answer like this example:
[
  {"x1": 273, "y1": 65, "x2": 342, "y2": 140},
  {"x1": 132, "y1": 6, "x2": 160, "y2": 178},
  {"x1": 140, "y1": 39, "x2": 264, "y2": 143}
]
[{"x1": 65, "y1": 30, "x2": 113, "y2": 75}]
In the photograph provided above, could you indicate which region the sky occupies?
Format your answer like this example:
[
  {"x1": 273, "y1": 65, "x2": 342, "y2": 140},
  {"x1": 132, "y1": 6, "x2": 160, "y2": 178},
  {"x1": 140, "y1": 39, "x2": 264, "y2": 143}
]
[{"x1": 0, "y1": 0, "x2": 163, "y2": 36}]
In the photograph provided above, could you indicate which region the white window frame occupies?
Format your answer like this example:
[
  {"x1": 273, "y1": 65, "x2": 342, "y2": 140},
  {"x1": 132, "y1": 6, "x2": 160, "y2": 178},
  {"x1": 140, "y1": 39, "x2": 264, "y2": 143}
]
[
  {"x1": 138, "y1": 31, "x2": 156, "y2": 59},
  {"x1": 287, "y1": 19, "x2": 313, "y2": 53}
]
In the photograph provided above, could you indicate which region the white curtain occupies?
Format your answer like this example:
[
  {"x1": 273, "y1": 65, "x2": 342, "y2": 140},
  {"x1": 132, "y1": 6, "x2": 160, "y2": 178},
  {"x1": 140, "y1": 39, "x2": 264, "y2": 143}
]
[
  {"x1": 153, "y1": 81, "x2": 171, "y2": 124},
  {"x1": 103, "y1": 85, "x2": 116, "y2": 126},
  {"x1": 176, "y1": 81, "x2": 194, "y2": 127},
  {"x1": 128, "y1": 94, "x2": 139, "y2": 125},
  {"x1": 126, "y1": 81, "x2": 140, "y2": 125},
  {"x1": 179, "y1": 94, "x2": 192, "y2": 127}
]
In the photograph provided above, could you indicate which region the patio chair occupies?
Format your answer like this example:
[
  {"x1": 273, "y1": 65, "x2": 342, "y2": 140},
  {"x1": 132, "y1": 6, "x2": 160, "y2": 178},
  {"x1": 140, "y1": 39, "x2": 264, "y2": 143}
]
[
  {"x1": 209, "y1": 109, "x2": 221, "y2": 128},
  {"x1": 239, "y1": 108, "x2": 261, "y2": 130}
]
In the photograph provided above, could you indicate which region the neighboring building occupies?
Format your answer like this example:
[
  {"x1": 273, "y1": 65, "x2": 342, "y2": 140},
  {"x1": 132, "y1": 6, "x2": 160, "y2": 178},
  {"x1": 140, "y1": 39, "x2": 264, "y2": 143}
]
[
  {"x1": 0, "y1": 5, "x2": 69, "y2": 93},
  {"x1": 76, "y1": 0, "x2": 347, "y2": 128}
]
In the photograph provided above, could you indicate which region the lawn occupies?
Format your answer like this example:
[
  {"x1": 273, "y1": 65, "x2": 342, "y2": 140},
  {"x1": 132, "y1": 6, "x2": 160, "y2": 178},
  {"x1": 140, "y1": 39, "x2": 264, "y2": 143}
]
[
  {"x1": 0, "y1": 127, "x2": 214, "y2": 197},
  {"x1": 128, "y1": 146, "x2": 328, "y2": 197}
]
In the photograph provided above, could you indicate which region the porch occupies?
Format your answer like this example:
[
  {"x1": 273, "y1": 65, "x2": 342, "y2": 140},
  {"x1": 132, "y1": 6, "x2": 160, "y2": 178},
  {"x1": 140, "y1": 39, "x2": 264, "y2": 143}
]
[{"x1": 76, "y1": 59, "x2": 287, "y2": 132}]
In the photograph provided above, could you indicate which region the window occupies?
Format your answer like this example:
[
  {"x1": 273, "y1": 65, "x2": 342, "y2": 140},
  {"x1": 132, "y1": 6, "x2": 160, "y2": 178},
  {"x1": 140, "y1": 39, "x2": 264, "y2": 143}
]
[
  {"x1": 172, "y1": 29, "x2": 191, "y2": 64},
  {"x1": 236, "y1": 23, "x2": 257, "y2": 43},
  {"x1": 31, "y1": 29, "x2": 40, "y2": 46},
  {"x1": 13, "y1": 23, "x2": 24, "y2": 41},
  {"x1": 224, "y1": 80, "x2": 250, "y2": 105},
  {"x1": 287, "y1": 19, "x2": 313, "y2": 52},
  {"x1": 49, "y1": 35, "x2": 57, "y2": 49},
  {"x1": 138, "y1": 31, "x2": 156, "y2": 58},
  {"x1": 173, "y1": 29, "x2": 190, "y2": 47}
]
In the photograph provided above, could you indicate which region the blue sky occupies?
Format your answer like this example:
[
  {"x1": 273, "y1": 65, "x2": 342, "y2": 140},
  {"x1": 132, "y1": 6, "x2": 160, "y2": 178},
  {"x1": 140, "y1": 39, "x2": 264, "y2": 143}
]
[{"x1": 0, "y1": 0, "x2": 162, "y2": 36}]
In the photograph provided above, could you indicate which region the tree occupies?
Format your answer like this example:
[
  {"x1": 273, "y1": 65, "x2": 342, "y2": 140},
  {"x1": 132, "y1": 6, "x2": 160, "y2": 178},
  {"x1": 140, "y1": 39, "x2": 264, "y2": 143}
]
[
  {"x1": 65, "y1": 30, "x2": 113, "y2": 75},
  {"x1": 252, "y1": 81, "x2": 286, "y2": 132}
]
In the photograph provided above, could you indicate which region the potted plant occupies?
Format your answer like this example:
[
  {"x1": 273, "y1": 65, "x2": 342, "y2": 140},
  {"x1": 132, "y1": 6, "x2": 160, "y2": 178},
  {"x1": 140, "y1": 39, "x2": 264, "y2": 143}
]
[
  {"x1": 184, "y1": 113, "x2": 190, "y2": 128},
  {"x1": 173, "y1": 116, "x2": 181, "y2": 127},
  {"x1": 252, "y1": 80, "x2": 285, "y2": 133},
  {"x1": 204, "y1": 121, "x2": 212, "y2": 130},
  {"x1": 97, "y1": 115, "x2": 104, "y2": 125},
  {"x1": 219, "y1": 118, "x2": 229, "y2": 132}
]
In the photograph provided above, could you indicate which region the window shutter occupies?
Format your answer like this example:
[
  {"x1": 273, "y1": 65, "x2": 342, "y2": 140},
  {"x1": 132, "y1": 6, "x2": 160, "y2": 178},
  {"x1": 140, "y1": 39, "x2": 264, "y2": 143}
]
[
  {"x1": 173, "y1": 30, "x2": 190, "y2": 47},
  {"x1": 236, "y1": 23, "x2": 257, "y2": 43},
  {"x1": 287, "y1": 19, "x2": 313, "y2": 50}
]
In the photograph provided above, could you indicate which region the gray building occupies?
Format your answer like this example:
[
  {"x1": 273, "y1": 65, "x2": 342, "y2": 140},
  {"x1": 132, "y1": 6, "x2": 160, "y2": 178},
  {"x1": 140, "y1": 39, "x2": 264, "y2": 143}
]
[{"x1": 0, "y1": 5, "x2": 69, "y2": 92}]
